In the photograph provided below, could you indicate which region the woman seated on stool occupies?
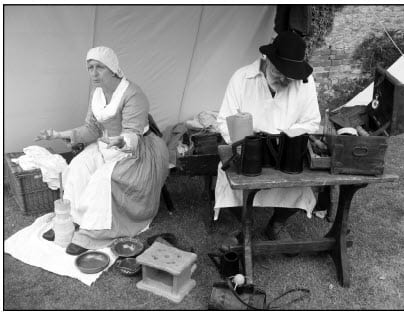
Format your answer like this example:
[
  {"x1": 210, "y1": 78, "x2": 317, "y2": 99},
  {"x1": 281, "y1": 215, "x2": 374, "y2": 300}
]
[{"x1": 35, "y1": 46, "x2": 169, "y2": 255}]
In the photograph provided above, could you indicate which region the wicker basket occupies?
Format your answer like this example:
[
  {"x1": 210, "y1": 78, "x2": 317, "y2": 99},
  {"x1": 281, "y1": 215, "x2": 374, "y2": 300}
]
[{"x1": 4, "y1": 152, "x2": 60, "y2": 214}]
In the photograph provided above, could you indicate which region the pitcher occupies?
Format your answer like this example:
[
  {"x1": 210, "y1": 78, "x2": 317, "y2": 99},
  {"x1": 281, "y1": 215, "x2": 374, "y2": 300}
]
[
  {"x1": 221, "y1": 135, "x2": 263, "y2": 176},
  {"x1": 267, "y1": 133, "x2": 309, "y2": 174}
]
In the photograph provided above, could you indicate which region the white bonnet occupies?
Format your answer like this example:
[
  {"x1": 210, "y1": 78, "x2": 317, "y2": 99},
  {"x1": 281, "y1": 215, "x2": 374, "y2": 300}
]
[{"x1": 86, "y1": 46, "x2": 124, "y2": 78}]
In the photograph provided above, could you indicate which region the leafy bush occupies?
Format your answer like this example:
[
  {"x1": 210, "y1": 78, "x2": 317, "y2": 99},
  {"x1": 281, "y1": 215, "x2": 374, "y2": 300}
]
[
  {"x1": 352, "y1": 29, "x2": 404, "y2": 75},
  {"x1": 322, "y1": 30, "x2": 404, "y2": 111},
  {"x1": 318, "y1": 77, "x2": 371, "y2": 111}
]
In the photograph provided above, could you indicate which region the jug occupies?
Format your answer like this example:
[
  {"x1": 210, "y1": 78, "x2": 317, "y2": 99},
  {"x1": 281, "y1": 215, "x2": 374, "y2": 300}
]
[
  {"x1": 257, "y1": 133, "x2": 282, "y2": 168},
  {"x1": 256, "y1": 132, "x2": 274, "y2": 168},
  {"x1": 221, "y1": 135, "x2": 263, "y2": 176},
  {"x1": 239, "y1": 135, "x2": 262, "y2": 176},
  {"x1": 267, "y1": 133, "x2": 309, "y2": 174},
  {"x1": 208, "y1": 251, "x2": 240, "y2": 279}
]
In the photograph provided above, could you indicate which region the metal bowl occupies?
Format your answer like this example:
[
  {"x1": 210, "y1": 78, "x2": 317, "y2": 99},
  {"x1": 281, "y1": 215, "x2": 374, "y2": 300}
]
[
  {"x1": 115, "y1": 257, "x2": 141, "y2": 276},
  {"x1": 75, "y1": 251, "x2": 110, "y2": 274},
  {"x1": 110, "y1": 237, "x2": 144, "y2": 258}
]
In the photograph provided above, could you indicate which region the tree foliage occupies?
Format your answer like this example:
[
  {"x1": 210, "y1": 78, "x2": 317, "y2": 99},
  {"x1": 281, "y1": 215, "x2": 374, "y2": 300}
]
[
  {"x1": 308, "y1": 6, "x2": 404, "y2": 111},
  {"x1": 305, "y1": 5, "x2": 343, "y2": 57},
  {"x1": 352, "y1": 29, "x2": 404, "y2": 75}
]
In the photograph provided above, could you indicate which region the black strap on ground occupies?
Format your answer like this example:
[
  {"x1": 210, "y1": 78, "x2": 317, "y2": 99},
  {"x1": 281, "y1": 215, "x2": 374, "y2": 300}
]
[{"x1": 226, "y1": 278, "x2": 311, "y2": 310}]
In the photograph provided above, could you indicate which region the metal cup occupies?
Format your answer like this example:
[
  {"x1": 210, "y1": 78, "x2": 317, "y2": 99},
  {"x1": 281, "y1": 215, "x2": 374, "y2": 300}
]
[
  {"x1": 279, "y1": 133, "x2": 309, "y2": 174},
  {"x1": 240, "y1": 135, "x2": 263, "y2": 176},
  {"x1": 208, "y1": 251, "x2": 240, "y2": 278}
]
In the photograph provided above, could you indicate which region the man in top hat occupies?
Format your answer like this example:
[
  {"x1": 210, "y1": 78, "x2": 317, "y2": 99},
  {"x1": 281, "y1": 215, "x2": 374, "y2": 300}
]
[{"x1": 214, "y1": 31, "x2": 321, "y2": 242}]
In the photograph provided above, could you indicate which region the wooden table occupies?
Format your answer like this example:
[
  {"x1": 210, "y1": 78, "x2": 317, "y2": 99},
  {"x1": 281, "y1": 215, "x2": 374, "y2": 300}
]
[{"x1": 218, "y1": 145, "x2": 399, "y2": 287}]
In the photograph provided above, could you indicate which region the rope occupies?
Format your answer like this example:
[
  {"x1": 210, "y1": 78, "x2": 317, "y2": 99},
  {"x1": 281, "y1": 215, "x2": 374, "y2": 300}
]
[{"x1": 371, "y1": 9, "x2": 404, "y2": 56}]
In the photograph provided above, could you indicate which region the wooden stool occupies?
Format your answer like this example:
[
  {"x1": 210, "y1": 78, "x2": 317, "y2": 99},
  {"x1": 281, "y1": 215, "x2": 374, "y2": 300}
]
[{"x1": 136, "y1": 242, "x2": 197, "y2": 303}]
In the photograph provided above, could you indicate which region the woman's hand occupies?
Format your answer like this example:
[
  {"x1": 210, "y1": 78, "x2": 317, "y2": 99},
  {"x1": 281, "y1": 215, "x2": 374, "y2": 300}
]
[
  {"x1": 35, "y1": 129, "x2": 61, "y2": 141},
  {"x1": 100, "y1": 135, "x2": 125, "y2": 149}
]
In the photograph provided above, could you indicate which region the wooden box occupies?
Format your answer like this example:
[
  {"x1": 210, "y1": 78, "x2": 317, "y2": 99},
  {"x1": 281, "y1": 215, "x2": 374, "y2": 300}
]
[
  {"x1": 322, "y1": 65, "x2": 402, "y2": 176},
  {"x1": 176, "y1": 131, "x2": 224, "y2": 176},
  {"x1": 176, "y1": 154, "x2": 220, "y2": 176},
  {"x1": 4, "y1": 152, "x2": 60, "y2": 214},
  {"x1": 191, "y1": 132, "x2": 222, "y2": 155},
  {"x1": 326, "y1": 134, "x2": 388, "y2": 176},
  {"x1": 136, "y1": 242, "x2": 197, "y2": 303},
  {"x1": 307, "y1": 140, "x2": 331, "y2": 170}
]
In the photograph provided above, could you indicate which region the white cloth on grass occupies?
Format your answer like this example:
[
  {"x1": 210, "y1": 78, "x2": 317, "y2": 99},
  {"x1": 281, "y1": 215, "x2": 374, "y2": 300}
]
[{"x1": 4, "y1": 213, "x2": 118, "y2": 286}]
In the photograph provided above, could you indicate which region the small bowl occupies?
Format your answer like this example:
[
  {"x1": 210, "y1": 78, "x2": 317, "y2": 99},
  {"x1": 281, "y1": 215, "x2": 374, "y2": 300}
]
[
  {"x1": 75, "y1": 251, "x2": 110, "y2": 274},
  {"x1": 115, "y1": 257, "x2": 142, "y2": 276},
  {"x1": 110, "y1": 237, "x2": 144, "y2": 258}
]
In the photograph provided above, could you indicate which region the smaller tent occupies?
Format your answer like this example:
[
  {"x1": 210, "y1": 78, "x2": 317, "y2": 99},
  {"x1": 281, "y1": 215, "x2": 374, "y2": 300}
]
[{"x1": 334, "y1": 56, "x2": 404, "y2": 111}]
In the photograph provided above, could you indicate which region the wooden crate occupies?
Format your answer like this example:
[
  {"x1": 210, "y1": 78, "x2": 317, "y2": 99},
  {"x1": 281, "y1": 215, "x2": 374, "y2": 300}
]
[
  {"x1": 322, "y1": 64, "x2": 404, "y2": 176},
  {"x1": 326, "y1": 134, "x2": 388, "y2": 176},
  {"x1": 191, "y1": 132, "x2": 222, "y2": 155},
  {"x1": 4, "y1": 152, "x2": 60, "y2": 214},
  {"x1": 176, "y1": 154, "x2": 219, "y2": 176},
  {"x1": 307, "y1": 140, "x2": 331, "y2": 170},
  {"x1": 325, "y1": 108, "x2": 388, "y2": 176},
  {"x1": 175, "y1": 131, "x2": 223, "y2": 176}
]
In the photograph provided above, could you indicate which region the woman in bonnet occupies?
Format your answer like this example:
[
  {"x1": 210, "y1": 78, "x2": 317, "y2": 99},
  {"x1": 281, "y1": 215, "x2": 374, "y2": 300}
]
[{"x1": 36, "y1": 46, "x2": 169, "y2": 255}]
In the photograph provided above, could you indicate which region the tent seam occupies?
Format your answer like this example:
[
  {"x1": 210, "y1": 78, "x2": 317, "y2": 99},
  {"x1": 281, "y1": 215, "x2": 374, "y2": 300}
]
[
  {"x1": 177, "y1": 5, "x2": 205, "y2": 123},
  {"x1": 87, "y1": 5, "x2": 98, "y2": 101}
]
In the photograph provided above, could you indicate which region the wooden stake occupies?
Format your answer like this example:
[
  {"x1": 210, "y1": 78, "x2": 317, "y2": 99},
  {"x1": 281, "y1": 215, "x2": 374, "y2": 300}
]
[{"x1": 59, "y1": 173, "x2": 64, "y2": 201}]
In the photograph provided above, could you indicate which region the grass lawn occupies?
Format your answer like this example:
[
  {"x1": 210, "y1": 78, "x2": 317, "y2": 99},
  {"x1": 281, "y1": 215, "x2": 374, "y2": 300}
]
[{"x1": 3, "y1": 135, "x2": 403, "y2": 310}]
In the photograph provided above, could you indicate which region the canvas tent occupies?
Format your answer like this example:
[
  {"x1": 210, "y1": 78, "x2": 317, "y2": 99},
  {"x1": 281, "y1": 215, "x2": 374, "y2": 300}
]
[{"x1": 4, "y1": 5, "x2": 278, "y2": 153}]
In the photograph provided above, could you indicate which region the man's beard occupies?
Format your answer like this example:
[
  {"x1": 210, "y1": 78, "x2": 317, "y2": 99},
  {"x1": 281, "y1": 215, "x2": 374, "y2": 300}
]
[
  {"x1": 277, "y1": 76, "x2": 292, "y2": 87},
  {"x1": 269, "y1": 76, "x2": 292, "y2": 89}
]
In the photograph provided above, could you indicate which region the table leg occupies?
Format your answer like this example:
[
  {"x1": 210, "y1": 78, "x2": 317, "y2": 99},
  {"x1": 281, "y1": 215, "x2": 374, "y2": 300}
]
[
  {"x1": 203, "y1": 175, "x2": 214, "y2": 205},
  {"x1": 242, "y1": 189, "x2": 259, "y2": 285},
  {"x1": 204, "y1": 175, "x2": 218, "y2": 233},
  {"x1": 161, "y1": 184, "x2": 175, "y2": 214},
  {"x1": 325, "y1": 183, "x2": 367, "y2": 287}
]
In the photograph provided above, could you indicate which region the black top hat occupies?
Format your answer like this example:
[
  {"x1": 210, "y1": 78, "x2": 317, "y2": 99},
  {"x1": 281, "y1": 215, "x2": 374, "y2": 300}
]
[{"x1": 259, "y1": 31, "x2": 313, "y2": 80}]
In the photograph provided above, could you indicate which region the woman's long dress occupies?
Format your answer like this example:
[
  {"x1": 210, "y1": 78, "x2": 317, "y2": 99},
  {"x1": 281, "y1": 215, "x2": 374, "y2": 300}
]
[{"x1": 63, "y1": 81, "x2": 169, "y2": 249}]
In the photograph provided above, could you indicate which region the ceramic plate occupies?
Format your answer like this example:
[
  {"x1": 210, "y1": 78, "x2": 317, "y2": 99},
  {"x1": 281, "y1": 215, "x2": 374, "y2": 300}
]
[
  {"x1": 110, "y1": 237, "x2": 144, "y2": 258},
  {"x1": 75, "y1": 251, "x2": 110, "y2": 274}
]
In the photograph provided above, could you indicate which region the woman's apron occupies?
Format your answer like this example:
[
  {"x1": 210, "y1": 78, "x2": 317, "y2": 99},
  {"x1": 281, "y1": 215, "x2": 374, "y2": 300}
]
[{"x1": 63, "y1": 141, "x2": 130, "y2": 230}]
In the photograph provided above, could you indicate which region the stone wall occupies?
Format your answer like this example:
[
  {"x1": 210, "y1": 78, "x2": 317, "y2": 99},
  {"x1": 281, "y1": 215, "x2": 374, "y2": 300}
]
[{"x1": 309, "y1": 5, "x2": 404, "y2": 108}]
